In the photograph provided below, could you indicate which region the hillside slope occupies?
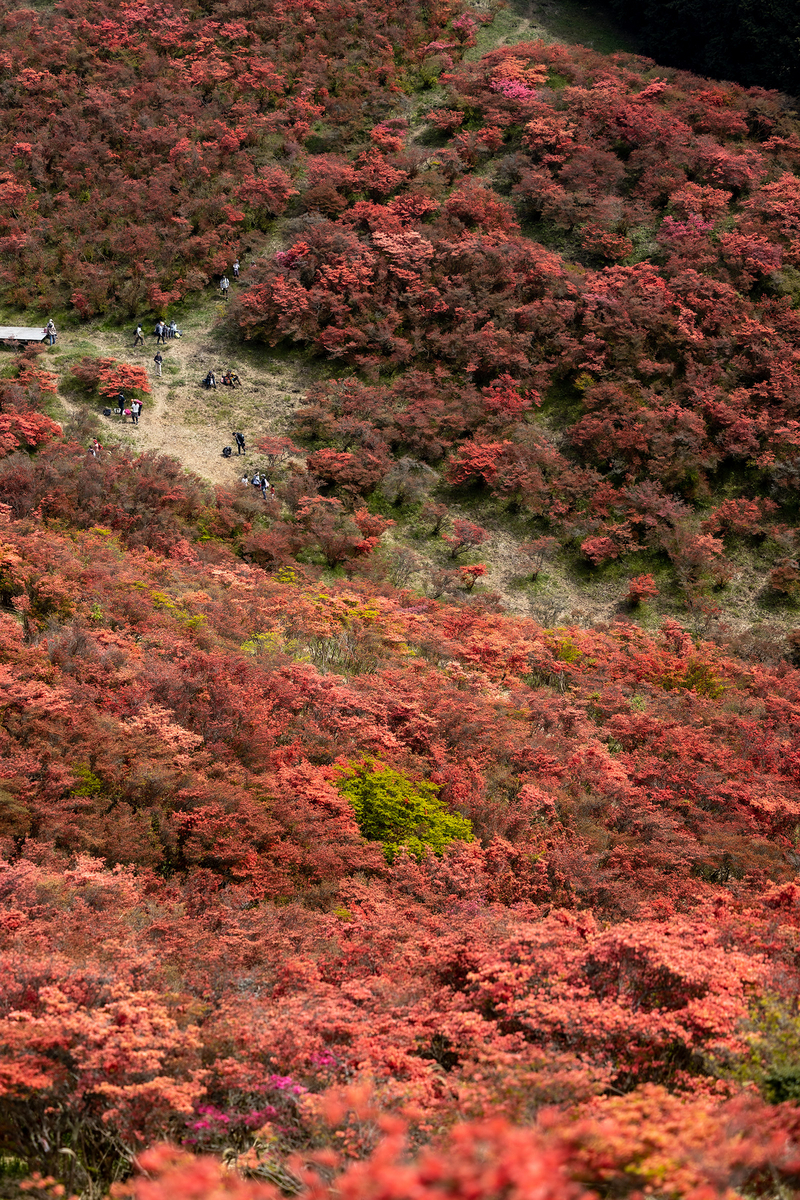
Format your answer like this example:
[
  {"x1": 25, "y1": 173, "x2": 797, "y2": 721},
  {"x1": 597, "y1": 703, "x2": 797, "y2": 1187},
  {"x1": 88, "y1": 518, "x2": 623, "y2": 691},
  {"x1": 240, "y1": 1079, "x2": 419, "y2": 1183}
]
[{"x1": 4, "y1": 0, "x2": 800, "y2": 1196}]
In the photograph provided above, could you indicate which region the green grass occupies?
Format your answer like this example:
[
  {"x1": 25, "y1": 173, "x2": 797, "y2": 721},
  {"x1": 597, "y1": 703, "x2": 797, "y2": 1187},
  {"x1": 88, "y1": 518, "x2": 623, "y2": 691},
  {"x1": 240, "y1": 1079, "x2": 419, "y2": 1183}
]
[
  {"x1": 533, "y1": 0, "x2": 641, "y2": 55},
  {"x1": 465, "y1": 0, "x2": 641, "y2": 61},
  {"x1": 465, "y1": 5, "x2": 532, "y2": 59}
]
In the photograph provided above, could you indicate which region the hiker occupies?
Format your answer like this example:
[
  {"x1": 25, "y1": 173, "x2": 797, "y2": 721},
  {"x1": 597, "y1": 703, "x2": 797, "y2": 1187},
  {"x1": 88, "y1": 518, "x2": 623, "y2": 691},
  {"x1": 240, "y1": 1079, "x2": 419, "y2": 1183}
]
[
  {"x1": 204, "y1": 370, "x2": 216, "y2": 389},
  {"x1": 251, "y1": 472, "x2": 261, "y2": 488},
  {"x1": 233, "y1": 259, "x2": 240, "y2": 280},
  {"x1": 233, "y1": 431, "x2": 246, "y2": 455},
  {"x1": 134, "y1": 324, "x2": 144, "y2": 346},
  {"x1": 88, "y1": 438, "x2": 101, "y2": 458},
  {"x1": 44, "y1": 318, "x2": 56, "y2": 346},
  {"x1": 222, "y1": 445, "x2": 233, "y2": 458},
  {"x1": 220, "y1": 275, "x2": 230, "y2": 299},
  {"x1": 222, "y1": 369, "x2": 241, "y2": 387},
  {"x1": 154, "y1": 350, "x2": 163, "y2": 377},
  {"x1": 241, "y1": 472, "x2": 249, "y2": 485},
  {"x1": 260, "y1": 477, "x2": 268, "y2": 499},
  {"x1": 130, "y1": 399, "x2": 142, "y2": 425},
  {"x1": 169, "y1": 320, "x2": 178, "y2": 338},
  {"x1": 155, "y1": 321, "x2": 167, "y2": 344}
]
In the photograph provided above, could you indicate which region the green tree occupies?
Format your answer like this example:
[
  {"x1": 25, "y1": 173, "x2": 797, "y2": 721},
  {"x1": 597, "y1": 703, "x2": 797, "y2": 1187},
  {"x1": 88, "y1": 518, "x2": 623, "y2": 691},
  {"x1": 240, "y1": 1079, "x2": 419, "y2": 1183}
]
[{"x1": 336, "y1": 759, "x2": 473, "y2": 861}]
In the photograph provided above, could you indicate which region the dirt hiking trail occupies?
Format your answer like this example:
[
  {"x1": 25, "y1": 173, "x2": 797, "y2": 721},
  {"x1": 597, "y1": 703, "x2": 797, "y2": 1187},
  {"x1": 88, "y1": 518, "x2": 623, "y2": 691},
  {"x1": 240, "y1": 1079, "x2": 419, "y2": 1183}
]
[{"x1": 55, "y1": 292, "x2": 315, "y2": 487}]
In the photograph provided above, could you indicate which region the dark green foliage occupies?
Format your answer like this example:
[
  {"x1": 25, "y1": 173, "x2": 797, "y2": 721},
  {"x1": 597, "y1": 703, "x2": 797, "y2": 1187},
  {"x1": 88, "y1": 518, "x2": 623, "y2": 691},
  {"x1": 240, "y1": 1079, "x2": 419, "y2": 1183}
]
[
  {"x1": 608, "y1": 0, "x2": 800, "y2": 94},
  {"x1": 764, "y1": 1065, "x2": 800, "y2": 1103}
]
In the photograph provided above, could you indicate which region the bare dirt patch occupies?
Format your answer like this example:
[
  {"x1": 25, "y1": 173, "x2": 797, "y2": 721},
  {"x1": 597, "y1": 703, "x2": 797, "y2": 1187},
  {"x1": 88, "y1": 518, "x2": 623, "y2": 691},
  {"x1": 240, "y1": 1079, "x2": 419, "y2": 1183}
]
[{"x1": 52, "y1": 294, "x2": 316, "y2": 487}]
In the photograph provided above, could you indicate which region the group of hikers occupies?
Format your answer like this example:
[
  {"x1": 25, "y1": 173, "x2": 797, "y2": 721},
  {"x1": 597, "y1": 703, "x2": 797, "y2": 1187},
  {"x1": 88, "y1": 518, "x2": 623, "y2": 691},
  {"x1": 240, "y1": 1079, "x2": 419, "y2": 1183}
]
[
  {"x1": 118, "y1": 392, "x2": 144, "y2": 424},
  {"x1": 219, "y1": 261, "x2": 239, "y2": 299},
  {"x1": 127, "y1": 261, "x2": 242, "y2": 384},
  {"x1": 244, "y1": 470, "x2": 274, "y2": 500},
  {"x1": 223, "y1": 439, "x2": 278, "y2": 502},
  {"x1": 90, "y1": 390, "x2": 143, "y2": 451},
  {"x1": 100, "y1": 393, "x2": 145, "y2": 423},
  {"x1": 131, "y1": 320, "x2": 178, "y2": 378},
  {"x1": 203, "y1": 368, "x2": 241, "y2": 389},
  {"x1": 92, "y1": 261, "x2": 248, "y2": 449},
  {"x1": 135, "y1": 320, "x2": 181, "y2": 346},
  {"x1": 222, "y1": 431, "x2": 247, "y2": 458}
]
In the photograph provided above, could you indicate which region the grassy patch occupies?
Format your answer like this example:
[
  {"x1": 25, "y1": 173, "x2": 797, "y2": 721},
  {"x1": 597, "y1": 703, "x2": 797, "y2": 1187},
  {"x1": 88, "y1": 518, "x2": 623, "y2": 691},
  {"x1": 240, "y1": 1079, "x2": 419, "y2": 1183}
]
[{"x1": 465, "y1": 0, "x2": 641, "y2": 61}]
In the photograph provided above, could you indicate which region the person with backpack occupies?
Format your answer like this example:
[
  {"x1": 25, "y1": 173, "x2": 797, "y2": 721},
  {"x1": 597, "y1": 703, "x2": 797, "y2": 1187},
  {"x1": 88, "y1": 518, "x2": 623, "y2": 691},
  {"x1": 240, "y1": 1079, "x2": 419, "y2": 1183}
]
[
  {"x1": 154, "y1": 350, "x2": 163, "y2": 377},
  {"x1": 44, "y1": 318, "x2": 56, "y2": 346}
]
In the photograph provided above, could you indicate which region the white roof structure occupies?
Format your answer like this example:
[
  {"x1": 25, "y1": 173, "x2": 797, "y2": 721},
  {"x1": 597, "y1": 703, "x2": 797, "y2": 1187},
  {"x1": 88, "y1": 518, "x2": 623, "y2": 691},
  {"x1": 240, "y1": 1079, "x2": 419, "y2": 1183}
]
[{"x1": 0, "y1": 326, "x2": 47, "y2": 341}]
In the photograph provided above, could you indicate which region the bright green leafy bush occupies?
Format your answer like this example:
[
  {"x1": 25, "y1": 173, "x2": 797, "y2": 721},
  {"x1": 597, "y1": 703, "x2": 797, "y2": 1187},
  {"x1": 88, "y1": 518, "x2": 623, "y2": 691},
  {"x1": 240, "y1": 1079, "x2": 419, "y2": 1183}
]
[{"x1": 336, "y1": 759, "x2": 473, "y2": 861}]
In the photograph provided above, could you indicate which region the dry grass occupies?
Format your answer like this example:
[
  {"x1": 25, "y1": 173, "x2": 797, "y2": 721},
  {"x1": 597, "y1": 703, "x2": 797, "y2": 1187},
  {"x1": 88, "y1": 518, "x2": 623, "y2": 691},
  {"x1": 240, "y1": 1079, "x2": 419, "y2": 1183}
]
[{"x1": 50, "y1": 291, "x2": 317, "y2": 487}]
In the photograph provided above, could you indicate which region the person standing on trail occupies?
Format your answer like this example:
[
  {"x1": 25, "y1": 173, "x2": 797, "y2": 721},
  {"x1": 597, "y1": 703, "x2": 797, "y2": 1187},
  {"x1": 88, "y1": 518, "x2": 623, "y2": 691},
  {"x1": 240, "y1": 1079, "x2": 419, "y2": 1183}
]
[
  {"x1": 44, "y1": 318, "x2": 56, "y2": 346},
  {"x1": 233, "y1": 431, "x2": 246, "y2": 455},
  {"x1": 233, "y1": 259, "x2": 240, "y2": 280},
  {"x1": 154, "y1": 350, "x2": 163, "y2": 377},
  {"x1": 134, "y1": 324, "x2": 144, "y2": 346},
  {"x1": 130, "y1": 399, "x2": 142, "y2": 425},
  {"x1": 220, "y1": 275, "x2": 230, "y2": 299}
]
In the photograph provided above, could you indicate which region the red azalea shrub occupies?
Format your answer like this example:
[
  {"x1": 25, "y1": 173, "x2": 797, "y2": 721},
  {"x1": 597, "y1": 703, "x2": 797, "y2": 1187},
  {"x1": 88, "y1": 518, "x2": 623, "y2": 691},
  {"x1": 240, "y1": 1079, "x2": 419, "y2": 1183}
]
[{"x1": 626, "y1": 573, "x2": 659, "y2": 604}]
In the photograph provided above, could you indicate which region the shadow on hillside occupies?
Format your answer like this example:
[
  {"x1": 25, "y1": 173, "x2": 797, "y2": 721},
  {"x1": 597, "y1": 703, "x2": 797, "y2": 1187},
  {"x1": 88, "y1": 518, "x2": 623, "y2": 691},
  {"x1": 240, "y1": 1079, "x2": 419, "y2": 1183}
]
[{"x1": 476, "y1": 0, "x2": 643, "y2": 57}]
